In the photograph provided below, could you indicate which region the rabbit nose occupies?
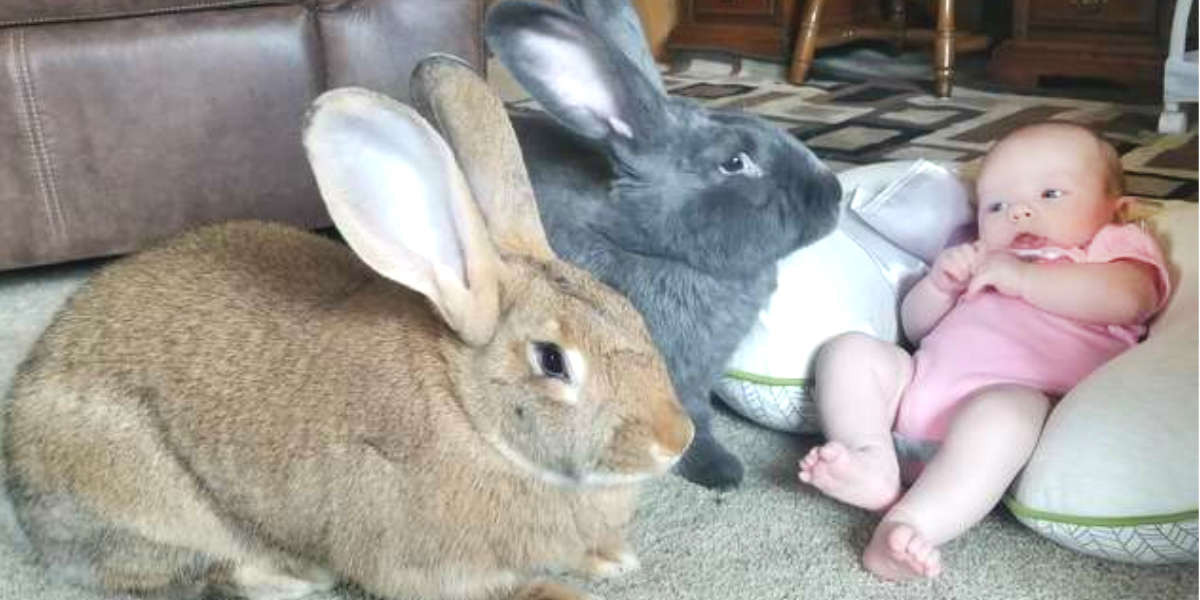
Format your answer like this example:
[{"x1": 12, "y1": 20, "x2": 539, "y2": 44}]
[{"x1": 1008, "y1": 203, "x2": 1034, "y2": 222}]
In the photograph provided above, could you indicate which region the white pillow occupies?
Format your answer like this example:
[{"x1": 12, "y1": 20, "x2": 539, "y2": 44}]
[
  {"x1": 1006, "y1": 200, "x2": 1199, "y2": 564},
  {"x1": 716, "y1": 225, "x2": 899, "y2": 433},
  {"x1": 715, "y1": 160, "x2": 970, "y2": 432}
]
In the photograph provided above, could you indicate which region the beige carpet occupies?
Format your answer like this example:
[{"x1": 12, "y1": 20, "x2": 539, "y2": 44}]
[{"x1": 0, "y1": 260, "x2": 1195, "y2": 600}]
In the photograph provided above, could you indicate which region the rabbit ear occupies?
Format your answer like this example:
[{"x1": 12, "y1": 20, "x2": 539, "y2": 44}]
[
  {"x1": 485, "y1": 0, "x2": 668, "y2": 147},
  {"x1": 303, "y1": 87, "x2": 500, "y2": 347},
  {"x1": 410, "y1": 54, "x2": 556, "y2": 262},
  {"x1": 559, "y1": 0, "x2": 665, "y2": 95}
]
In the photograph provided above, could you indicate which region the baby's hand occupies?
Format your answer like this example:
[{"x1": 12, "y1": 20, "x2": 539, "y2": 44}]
[
  {"x1": 930, "y1": 242, "x2": 981, "y2": 294},
  {"x1": 966, "y1": 251, "x2": 1029, "y2": 299}
]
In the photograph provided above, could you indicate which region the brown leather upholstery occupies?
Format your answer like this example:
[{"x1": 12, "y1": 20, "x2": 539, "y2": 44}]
[{"x1": 0, "y1": 0, "x2": 485, "y2": 270}]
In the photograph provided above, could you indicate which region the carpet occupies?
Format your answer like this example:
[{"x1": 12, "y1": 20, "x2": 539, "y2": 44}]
[{"x1": 0, "y1": 62, "x2": 1196, "y2": 600}]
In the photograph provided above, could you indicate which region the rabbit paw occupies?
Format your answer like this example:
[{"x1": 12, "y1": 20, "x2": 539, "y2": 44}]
[
  {"x1": 582, "y1": 547, "x2": 641, "y2": 579},
  {"x1": 674, "y1": 433, "x2": 744, "y2": 489},
  {"x1": 232, "y1": 563, "x2": 337, "y2": 600},
  {"x1": 509, "y1": 580, "x2": 596, "y2": 600}
]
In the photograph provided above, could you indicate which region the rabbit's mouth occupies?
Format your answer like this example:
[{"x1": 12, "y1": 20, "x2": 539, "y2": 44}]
[
  {"x1": 583, "y1": 442, "x2": 683, "y2": 486},
  {"x1": 482, "y1": 430, "x2": 669, "y2": 488},
  {"x1": 579, "y1": 470, "x2": 661, "y2": 486}
]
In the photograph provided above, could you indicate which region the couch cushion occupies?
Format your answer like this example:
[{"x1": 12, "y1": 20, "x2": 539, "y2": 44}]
[
  {"x1": 0, "y1": 0, "x2": 485, "y2": 270},
  {"x1": 0, "y1": 5, "x2": 326, "y2": 268},
  {"x1": 317, "y1": 0, "x2": 485, "y2": 101},
  {"x1": 0, "y1": 0, "x2": 295, "y2": 27}
]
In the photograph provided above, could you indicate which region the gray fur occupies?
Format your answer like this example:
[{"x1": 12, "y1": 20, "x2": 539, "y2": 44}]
[{"x1": 485, "y1": 0, "x2": 842, "y2": 488}]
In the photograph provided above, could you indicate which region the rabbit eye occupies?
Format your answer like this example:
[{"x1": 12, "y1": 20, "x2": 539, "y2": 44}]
[
  {"x1": 719, "y1": 154, "x2": 744, "y2": 173},
  {"x1": 718, "y1": 152, "x2": 762, "y2": 177},
  {"x1": 1041, "y1": 189, "x2": 1064, "y2": 200},
  {"x1": 534, "y1": 342, "x2": 568, "y2": 381}
]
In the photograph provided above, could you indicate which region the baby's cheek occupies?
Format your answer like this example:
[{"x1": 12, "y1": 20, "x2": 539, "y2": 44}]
[{"x1": 976, "y1": 220, "x2": 1007, "y2": 249}]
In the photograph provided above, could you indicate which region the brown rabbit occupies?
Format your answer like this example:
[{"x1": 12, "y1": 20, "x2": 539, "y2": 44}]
[{"x1": 3, "y1": 56, "x2": 692, "y2": 600}]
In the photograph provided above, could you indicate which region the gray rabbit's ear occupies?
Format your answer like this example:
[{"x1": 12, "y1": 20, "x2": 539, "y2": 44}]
[
  {"x1": 410, "y1": 54, "x2": 556, "y2": 262},
  {"x1": 485, "y1": 0, "x2": 668, "y2": 146},
  {"x1": 303, "y1": 87, "x2": 500, "y2": 347},
  {"x1": 559, "y1": 0, "x2": 665, "y2": 95}
]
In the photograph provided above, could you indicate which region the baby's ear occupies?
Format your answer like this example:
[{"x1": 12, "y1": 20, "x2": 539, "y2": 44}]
[{"x1": 1116, "y1": 195, "x2": 1162, "y2": 223}]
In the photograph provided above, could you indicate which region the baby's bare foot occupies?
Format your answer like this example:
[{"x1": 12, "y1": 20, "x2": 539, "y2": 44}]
[
  {"x1": 797, "y1": 441, "x2": 900, "y2": 511},
  {"x1": 862, "y1": 520, "x2": 942, "y2": 581}
]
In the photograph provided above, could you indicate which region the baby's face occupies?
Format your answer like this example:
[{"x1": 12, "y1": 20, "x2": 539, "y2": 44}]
[{"x1": 975, "y1": 126, "x2": 1118, "y2": 251}]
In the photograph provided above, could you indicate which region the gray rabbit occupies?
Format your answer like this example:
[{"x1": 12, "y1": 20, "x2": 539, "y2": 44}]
[
  {"x1": 486, "y1": 0, "x2": 843, "y2": 488},
  {"x1": 3, "y1": 57, "x2": 692, "y2": 600}
]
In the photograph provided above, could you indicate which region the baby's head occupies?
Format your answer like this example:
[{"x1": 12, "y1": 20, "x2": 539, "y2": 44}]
[{"x1": 975, "y1": 122, "x2": 1125, "y2": 251}]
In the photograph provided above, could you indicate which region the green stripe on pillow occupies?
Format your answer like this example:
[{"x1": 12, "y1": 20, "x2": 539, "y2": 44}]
[
  {"x1": 1003, "y1": 494, "x2": 1199, "y2": 526},
  {"x1": 723, "y1": 370, "x2": 807, "y2": 386}
]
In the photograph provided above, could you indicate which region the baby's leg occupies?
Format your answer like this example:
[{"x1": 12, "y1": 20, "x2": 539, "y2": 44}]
[
  {"x1": 798, "y1": 332, "x2": 913, "y2": 511},
  {"x1": 863, "y1": 384, "x2": 1049, "y2": 581}
]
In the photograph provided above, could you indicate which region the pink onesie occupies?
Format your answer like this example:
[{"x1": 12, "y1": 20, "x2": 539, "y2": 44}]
[{"x1": 894, "y1": 223, "x2": 1172, "y2": 444}]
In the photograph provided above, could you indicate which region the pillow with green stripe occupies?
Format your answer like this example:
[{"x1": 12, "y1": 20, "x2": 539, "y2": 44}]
[
  {"x1": 714, "y1": 224, "x2": 899, "y2": 433},
  {"x1": 714, "y1": 160, "x2": 965, "y2": 433},
  {"x1": 1006, "y1": 200, "x2": 1198, "y2": 564}
]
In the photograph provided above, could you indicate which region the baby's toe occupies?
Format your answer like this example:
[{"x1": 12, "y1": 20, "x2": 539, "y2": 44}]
[
  {"x1": 817, "y1": 442, "x2": 847, "y2": 462},
  {"x1": 922, "y1": 548, "x2": 942, "y2": 577},
  {"x1": 906, "y1": 535, "x2": 932, "y2": 560},
  {"x1": 886, "y1": 523, "x2": 917, "y2": 555},
  {"x1": 800, "y1": 446, "x2": 823, "y2": 467}
]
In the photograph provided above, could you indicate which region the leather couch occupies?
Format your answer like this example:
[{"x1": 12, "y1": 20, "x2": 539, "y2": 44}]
[{"x1": 0, "y1": 0, "x2": 485, "y2": 270}]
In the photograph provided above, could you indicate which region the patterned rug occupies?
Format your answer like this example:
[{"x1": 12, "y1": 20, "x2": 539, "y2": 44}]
[{"x1": 657, "y1": 57, "x2": 1198, "y2": 201}]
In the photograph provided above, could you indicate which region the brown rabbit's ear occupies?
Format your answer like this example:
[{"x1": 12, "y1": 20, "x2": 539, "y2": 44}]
[
  {"x1": 303, "y1": 87, "x2": 500, "y2": 346},
  {"x1": 410, "y1": 54, "x2": 556, "y2": 262}
]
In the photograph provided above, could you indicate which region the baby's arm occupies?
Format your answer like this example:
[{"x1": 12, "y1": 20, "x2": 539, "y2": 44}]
[
  {"x1": 968, "y1": 253, "x2": 1160, "y2": 325},
  {"x1": 902, "y1": 243, "x2": 980, "y2": 342},
  {"x1": 901, "y1": 278, "x2": 959, "y2": 343}
]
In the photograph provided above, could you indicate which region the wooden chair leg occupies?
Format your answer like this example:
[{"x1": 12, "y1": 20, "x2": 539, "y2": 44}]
[
  {"x1": 934, "y1": 0, "x2": 955, "y2": 97},
  {"x1": 788, "y1": 0, "x2": 826, "y2": 85},
  {"x1": 889, "y1": 0, "x2": 907, "y2": 52}
]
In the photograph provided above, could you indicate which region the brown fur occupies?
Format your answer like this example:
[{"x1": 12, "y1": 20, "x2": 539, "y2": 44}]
[
  {"x1": 4, "y1": 67, "x2": 692, "y2": 600},
  {"x1": 6, "y1": 218, "x2": 689, "y2": 600}
]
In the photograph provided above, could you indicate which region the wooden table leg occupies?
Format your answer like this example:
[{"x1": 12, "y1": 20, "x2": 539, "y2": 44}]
[
  {"x1": 788, "y1": 0, "x2": 825, "y2": 85},
  {"x1": 934, "y1": 0, "x2": 955, "y2": 97}
]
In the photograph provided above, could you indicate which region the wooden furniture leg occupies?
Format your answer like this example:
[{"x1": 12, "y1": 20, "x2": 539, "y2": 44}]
[
  {"x1": 889, "y1": 0, "x2": 907, "y2": 52},
  {"x1": 787, "y1": 0, "x2": 826, "y2": 85},
  {"x1": 933, "y1": 0, "x2": 955, "y2": 97}
]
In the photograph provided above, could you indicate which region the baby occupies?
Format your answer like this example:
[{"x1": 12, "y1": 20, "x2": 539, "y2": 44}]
[{"x1": 798, "y1": 122, "x2": 1171, "y2": 581}]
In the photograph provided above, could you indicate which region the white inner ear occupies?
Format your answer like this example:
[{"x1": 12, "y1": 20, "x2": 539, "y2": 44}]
[
  {"x1": 360, "y1": 134, "x2": 463, "y2": 283},
  {"x1": 520, "y1": 31, "x2": 620, "y2": 123},
  {"x1": 320, "y1": 114, "x2": 465, "y2": 286},
  {"x1": 305, "y1": 92, "x2": 476, "y2": 307}
]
